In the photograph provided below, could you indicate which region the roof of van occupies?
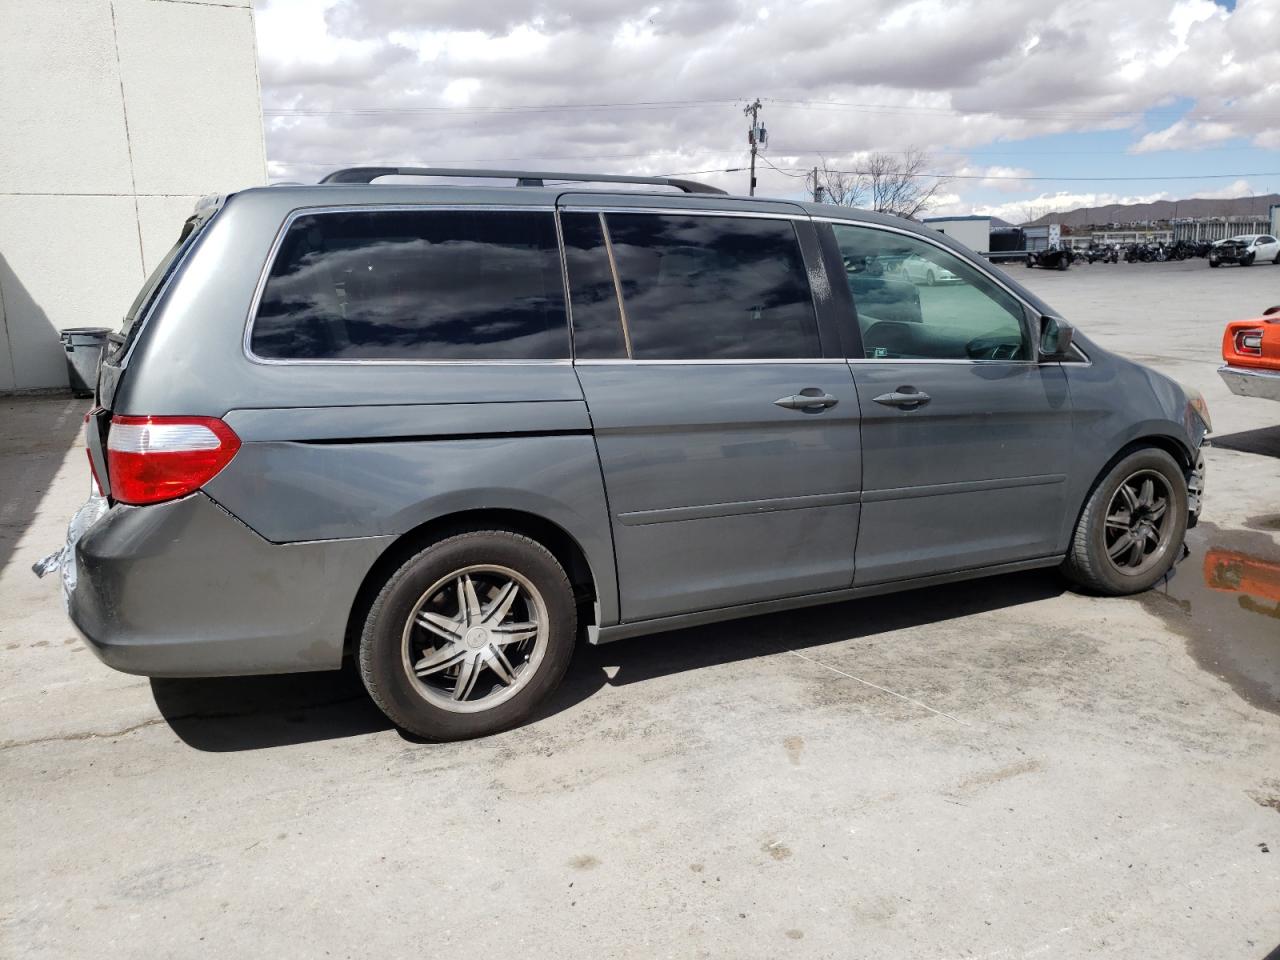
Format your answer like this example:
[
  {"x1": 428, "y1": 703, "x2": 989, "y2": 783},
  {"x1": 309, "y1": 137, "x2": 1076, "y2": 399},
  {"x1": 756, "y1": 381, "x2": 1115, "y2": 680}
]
[{"x1": 230, "y1": 181, "x2": 921, "y2": 233}]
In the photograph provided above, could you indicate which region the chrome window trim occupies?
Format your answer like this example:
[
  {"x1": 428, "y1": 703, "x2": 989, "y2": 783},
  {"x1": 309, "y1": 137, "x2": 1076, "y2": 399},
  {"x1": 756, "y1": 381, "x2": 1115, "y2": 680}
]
[
  {"x1": 569, "y1": 210, "x2": 822, "y2": 363},
  {"x1": 597, "y1": 213, "x2": 635, "y2": 359},
  {"x1": 561, "y1": 205, "x2": 804, "y2": 221},
  {"x1": 812, "y1": 214, "x2": 1044, "y2": 321},
  {"x1": 242, "y1": 204, "x2": 567, "y2": 367},
  {"x1": 848, "y1": 357, "x2": 1033, "y2": 365},
  {"x1": 574, "y1": 358, "x2": 839, "y2": 366},
  {"x1": 814, "y1": 215, "x2": 1066, "y2": 367}
]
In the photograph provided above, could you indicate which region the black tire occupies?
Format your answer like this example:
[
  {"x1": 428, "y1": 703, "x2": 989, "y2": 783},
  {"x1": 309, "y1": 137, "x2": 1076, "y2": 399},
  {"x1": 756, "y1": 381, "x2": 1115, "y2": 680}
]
[
  {"x1": 358, "y1": 530, "x2": 576, "y2": 740},
  {"x1": 1062, "y1": 447, "x2": 1188, "y2": 595},
  {"x1": 1209, "y1": 260, "x2": 1220, "y2": 267},
  {"x1": 926, "y1": 270, "x2": 936, "y2": 286},
  {"x1": 1242, "y1": 253, "x2": 1255, "y2": 267}
]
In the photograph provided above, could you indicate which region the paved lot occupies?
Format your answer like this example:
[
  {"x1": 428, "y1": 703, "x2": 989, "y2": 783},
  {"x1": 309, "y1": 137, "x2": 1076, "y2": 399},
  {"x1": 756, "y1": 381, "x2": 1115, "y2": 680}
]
[{"x1": 2, "y1": 259, "x2": 1278, "y2": 959}]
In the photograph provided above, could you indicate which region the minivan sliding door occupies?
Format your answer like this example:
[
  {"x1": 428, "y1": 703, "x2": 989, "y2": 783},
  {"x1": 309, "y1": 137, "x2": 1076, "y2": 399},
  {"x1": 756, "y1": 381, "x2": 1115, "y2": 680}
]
[{"x1": 561, "y1": 206, "x2": 863, "y2": 623}]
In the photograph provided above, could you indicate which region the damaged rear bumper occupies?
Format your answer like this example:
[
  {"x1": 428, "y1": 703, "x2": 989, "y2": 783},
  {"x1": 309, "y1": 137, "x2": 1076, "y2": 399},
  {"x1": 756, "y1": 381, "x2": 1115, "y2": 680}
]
[{"x1": 37, "y1": 492, "x2": 392, "y2": 678}]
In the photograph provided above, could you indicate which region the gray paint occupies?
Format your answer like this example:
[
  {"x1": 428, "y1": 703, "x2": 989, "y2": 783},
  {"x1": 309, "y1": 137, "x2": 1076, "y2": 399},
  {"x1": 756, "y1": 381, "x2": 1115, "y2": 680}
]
[
  {"x1": 68, "y1": 493, "x2": 391, "y2": 677},
  {"x1": 58, "y1": 180, "x2": 1208, "y2": 678},
  {"x1": 576, "y1": 361, "x2": 862, "y2": 620},
  {"x1": 850, "y1": 359, "x2": 1072, "y2": 584},
  {"x1": 201, "y1": 433, "x2": 619, "y2": 625}
]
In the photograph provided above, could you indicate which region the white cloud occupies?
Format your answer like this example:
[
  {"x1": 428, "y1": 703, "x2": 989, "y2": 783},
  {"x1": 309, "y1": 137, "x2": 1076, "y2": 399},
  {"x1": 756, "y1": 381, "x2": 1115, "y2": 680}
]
[
  {"x1": 250, "y1": 0, "x2": 1280, "y2": 207},
  {"x1": 1131, "y1": 119, "x2": 1236, "y2": 153}
]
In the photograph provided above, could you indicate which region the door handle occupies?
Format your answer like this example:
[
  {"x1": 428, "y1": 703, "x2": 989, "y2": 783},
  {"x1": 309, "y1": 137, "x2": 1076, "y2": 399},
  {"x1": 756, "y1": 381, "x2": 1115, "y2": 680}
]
[
  {"x1": 873, "y1": 387, "x2": 931, "y2": 410},
  {"x1": 774, "y1": 389, "x2": 839, "y2": 411}
]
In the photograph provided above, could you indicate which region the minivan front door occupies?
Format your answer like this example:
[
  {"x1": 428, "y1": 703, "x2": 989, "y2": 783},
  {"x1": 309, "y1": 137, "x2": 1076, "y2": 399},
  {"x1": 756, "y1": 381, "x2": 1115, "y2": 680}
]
[
  {"x1": 824, "y1": 221, "x2": 1073, "y2": 585},
  {"x1": 560, "y1": 206, "x2": 862, "y2": 622}
]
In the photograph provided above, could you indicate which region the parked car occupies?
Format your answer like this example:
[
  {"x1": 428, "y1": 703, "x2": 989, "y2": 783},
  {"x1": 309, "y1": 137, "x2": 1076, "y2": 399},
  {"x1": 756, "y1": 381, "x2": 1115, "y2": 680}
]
[
  {"x1": 37, "y1": 167, "x2": 1212, "y2": 740},
  {"x1": 1026, "y1": 246, "x2": 1073, "y2": 270},
  {"x1": 1209, "y1": 234, "x2": 1280, "y2": 267},
  {"x1": 897, "y1": 253, "x2": 958, "y2": 285},
  {"x1": 1219, "y1": 306, "x2": 1280, "y2": 401}
]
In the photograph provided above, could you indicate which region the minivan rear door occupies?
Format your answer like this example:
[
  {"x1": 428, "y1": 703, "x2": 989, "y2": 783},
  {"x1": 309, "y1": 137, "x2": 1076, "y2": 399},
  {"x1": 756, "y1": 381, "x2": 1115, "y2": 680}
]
[{"x1": 559, "y1": 197, "x2": 863, "y2": 622}]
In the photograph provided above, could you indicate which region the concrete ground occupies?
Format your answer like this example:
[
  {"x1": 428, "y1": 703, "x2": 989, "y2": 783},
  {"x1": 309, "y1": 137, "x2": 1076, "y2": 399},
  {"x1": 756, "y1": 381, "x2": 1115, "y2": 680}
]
[{"x1": 2, "y1": 259, "x2": 1278, "y2": 959}]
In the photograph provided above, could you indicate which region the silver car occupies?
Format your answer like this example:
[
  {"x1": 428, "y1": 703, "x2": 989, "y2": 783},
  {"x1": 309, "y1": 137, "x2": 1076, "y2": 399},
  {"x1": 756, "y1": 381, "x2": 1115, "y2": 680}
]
[{"x1": 40, "y1": 167, "x2": 1211, "y2": 741}]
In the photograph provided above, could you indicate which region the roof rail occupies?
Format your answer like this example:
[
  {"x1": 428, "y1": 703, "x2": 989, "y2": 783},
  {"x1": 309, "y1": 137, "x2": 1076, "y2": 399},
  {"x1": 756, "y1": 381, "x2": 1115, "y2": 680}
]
[{"x1": 318, "y1": 166, "x2": 727, "y2": 195}]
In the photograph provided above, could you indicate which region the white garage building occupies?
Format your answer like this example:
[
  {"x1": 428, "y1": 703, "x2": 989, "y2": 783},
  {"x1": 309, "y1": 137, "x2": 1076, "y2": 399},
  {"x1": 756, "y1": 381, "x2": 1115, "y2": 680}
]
[
  {"x1": 921, "y1": 216, "x2": 993, "y2": 254},
  {"x1": 0, "y1": 0, "x2": 267, "y2": 392}
]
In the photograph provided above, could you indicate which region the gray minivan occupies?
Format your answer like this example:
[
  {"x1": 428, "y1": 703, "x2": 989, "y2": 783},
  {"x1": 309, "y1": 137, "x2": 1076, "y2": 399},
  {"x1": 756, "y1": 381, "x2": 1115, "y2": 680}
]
[{"x1": 43, "y1": 168, "x2": 1211, "y2": 740}]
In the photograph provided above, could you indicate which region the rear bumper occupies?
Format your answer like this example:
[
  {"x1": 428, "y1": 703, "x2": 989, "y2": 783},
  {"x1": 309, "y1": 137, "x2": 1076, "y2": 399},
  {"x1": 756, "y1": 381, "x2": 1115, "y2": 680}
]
[
  {"x1": 1219, "y1": 364, "x2": 1280, "y2": 402},
  {"x1": 58, "y1": 492, "x2": 392, "y2": 677}
]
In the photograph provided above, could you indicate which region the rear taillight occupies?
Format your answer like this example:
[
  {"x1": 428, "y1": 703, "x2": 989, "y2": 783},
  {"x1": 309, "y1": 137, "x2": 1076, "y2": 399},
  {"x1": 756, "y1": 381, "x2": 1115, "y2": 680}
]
[
  {"x1": 107, "y1": 415, "x2": 240, "y2": 506},
  {"x1": 1234, "y1": 328, "x2": 1264, "y2": 357}
]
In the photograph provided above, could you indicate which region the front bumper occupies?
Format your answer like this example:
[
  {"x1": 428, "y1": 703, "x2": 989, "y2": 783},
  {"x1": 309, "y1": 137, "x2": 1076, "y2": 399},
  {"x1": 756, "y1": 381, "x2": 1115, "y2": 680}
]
[
  {"x1": 1187, "y1": 449, "x2": 1206, "y2": 527},
  {"x1": 1219, "y1": 364, "x2": 1280, "y2": 402},
  {"x1": 39, "y1": 491, "x2": 392, "y2": 677}
]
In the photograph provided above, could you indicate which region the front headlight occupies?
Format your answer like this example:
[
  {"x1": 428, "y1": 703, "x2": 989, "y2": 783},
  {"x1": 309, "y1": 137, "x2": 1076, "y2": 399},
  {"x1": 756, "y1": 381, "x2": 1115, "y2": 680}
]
[{"x1": 1184, "y1": 386, "x2": 1212, "y2": 433}]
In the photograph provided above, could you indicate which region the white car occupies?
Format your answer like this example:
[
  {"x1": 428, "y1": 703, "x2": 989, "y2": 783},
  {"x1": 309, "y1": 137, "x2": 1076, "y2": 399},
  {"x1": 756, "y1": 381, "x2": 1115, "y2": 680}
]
[
  {"x1": 1209, "y1": 234, "x2": 1280, "y2": 267},
  {"x1": 898, "y1": 253, "x2": 959, "y2": 285}
]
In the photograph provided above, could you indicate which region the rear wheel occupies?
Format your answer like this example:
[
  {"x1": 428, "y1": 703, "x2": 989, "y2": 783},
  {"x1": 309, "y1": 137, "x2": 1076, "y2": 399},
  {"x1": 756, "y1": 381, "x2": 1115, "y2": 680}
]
[
  {"x1": 358, "y1": 530, "x2": 576, "y2": 740},
  {"x1": 1062, "y1": 448, "x2": 1188, "y2": 595}
]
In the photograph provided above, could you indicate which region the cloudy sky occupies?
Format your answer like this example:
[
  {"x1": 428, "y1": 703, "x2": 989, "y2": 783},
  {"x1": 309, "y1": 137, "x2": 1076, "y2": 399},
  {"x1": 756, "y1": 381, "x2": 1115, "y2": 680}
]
[{"x1": 253, "y1": 0, "x2": 1279, "y2": 221}]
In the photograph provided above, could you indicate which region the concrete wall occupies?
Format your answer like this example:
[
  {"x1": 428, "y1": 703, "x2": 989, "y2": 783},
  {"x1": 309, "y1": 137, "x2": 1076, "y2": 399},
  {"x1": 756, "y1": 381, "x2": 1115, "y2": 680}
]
[{"x1": 0, "y1": 0, "x2": 266, "y2": 392}]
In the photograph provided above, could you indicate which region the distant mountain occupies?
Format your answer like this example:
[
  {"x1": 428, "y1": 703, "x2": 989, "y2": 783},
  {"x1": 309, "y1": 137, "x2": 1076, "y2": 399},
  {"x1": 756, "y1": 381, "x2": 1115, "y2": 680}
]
[{"x1": 1026, "y1": 194, "x2": 1279, "y2": 228}]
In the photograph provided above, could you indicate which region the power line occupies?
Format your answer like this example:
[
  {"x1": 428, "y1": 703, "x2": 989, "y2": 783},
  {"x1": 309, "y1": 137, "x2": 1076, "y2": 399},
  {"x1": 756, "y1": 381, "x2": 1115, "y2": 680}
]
[
  {"x1": 263, "y1": 96, "x2": 1279, "y2": 125},
  {"x1": 759, "y1": 155, "x2": 807, "y2": 179},
  {"x1": 784, "y1": 168, "x2": 1280, "y2": 182},
  {"x1": 263, "y1": 98, "x2": 742, "y2": 118}
]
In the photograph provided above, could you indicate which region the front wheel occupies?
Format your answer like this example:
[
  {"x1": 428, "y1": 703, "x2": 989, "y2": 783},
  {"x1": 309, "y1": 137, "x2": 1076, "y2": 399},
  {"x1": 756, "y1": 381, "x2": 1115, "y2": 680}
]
[
  {"x1": 1242, "y1": 253, "x2": 1255, "y2": 266},
  {"x1": 1062, "y1": 448, "x2": 1188, "y2": 595},
  {"x1": 358, "y1": 530, "x2": 577, "y2": 740}
]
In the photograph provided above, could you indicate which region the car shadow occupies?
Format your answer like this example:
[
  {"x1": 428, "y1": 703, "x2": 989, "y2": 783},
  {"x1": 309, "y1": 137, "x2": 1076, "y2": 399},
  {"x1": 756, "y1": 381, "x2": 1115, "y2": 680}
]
[
  {"x1": 152, "y1": 569, "x2": 1065, "y2": 752},
  {"x1": 0, "y1": 395, "x2": 84, "y2": 579},
  {"x1": 1212, "y1": 425, "x2": 1280, "y2": 459}
]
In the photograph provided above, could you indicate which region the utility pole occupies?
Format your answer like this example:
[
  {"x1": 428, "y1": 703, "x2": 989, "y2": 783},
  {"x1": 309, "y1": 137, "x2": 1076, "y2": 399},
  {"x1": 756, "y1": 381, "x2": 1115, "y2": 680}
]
[
  {"x1": 810, "y1": 165, "x2": 824, "y2": 203},
  {"x1": 744, "y1": 98, "x2": 764, "y2": 196}
]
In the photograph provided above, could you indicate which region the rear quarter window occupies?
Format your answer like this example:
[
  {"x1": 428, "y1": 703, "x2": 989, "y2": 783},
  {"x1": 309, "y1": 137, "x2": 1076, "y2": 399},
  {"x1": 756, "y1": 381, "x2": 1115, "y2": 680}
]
[{"x1": 250, "y1": 209, "x2": 569, "y2": 361}]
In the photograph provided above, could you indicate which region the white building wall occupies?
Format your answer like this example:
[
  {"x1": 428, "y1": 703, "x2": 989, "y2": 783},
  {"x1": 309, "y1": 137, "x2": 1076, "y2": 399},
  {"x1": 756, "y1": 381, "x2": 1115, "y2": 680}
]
[
  {"x1": 0, "y1": 0, "x2": 266, "y2": 392},
  {"x1": 924, "y1": 218, "x2": 991, "y2": 254}
]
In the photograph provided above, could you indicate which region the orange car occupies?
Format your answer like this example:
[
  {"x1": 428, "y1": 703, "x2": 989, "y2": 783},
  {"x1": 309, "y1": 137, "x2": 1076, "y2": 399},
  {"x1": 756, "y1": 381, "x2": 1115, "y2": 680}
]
[
  {"x1": 1203, "y1": 548, "x2": 1280, "y2": 619},
  {"x1": 1219, "y1": 305, "x2": 1280, "y2": 401}
]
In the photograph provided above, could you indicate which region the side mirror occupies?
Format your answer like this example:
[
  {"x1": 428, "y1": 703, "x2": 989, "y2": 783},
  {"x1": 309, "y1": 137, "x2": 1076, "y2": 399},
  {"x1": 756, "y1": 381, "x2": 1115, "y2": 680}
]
[{"x1": 1039, "y1": 315, "x2": 1074, "y2": 359}]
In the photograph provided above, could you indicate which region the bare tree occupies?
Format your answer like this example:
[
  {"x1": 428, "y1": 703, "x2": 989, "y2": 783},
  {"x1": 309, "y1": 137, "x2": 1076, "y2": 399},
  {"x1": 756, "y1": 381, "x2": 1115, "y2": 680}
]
[
  {"x1": 809, "y1": 160, "x2": 866, "y2": 208},
  {"x1": 862, "y1": 148, "x2": 947, "y2": 219},
  {"x1": 811, "y1": 148, "x2": 946, "y2": 219}
]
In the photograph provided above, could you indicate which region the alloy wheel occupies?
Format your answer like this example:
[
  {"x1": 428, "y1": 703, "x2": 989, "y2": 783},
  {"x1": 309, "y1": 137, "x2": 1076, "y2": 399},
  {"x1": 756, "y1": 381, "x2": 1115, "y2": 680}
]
[
  {"x1": 400, "y1": 564, "x2": 549, "y2": 713},
  {"x1": 1103, "y1": 470, "x2": 1174, "y2": 576}
]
